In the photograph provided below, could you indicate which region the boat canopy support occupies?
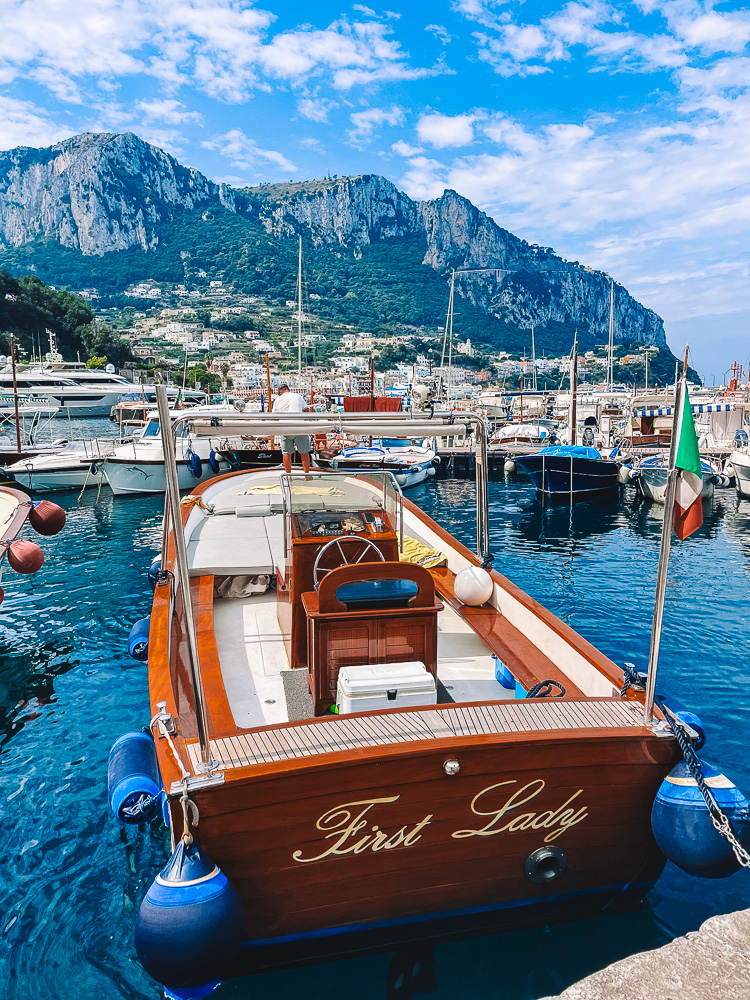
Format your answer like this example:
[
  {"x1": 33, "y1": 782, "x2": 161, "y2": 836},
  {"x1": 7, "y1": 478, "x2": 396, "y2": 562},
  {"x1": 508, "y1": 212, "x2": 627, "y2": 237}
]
[
  {"x1": 173, "y1": 409, "x2": 490, "y2": 561},
  {"x1": 159, "y1": 407, "x2": 490, "y2": 777}
]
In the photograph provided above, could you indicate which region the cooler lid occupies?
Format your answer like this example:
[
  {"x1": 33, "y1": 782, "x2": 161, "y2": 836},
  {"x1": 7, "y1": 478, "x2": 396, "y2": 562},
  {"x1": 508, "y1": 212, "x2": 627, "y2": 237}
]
[{"x1": 338, "y1": 661, "x2": 433, "y2": 696}]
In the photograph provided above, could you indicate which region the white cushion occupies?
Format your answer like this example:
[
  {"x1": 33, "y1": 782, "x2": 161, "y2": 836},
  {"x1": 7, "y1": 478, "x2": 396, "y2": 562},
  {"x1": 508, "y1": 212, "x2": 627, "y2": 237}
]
[{"x1": 187, "y1": 516, "x2": 274, "y2": 576}]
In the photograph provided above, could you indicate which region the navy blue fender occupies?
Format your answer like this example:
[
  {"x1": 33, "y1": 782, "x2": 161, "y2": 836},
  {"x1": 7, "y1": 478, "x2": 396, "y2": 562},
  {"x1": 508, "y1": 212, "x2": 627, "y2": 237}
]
[
  {"x1": 135, "y1": 838, "x2": 244, "y2": 996},
  {"x1": 128, "y1": 617, "x2": 151, "y2": 660},
  {"x1": 652, "y1": 759, "x2": 750, "y2": 878},
  {"x1": 107, "y1": 731, "x2": 161, "y2": 824}
]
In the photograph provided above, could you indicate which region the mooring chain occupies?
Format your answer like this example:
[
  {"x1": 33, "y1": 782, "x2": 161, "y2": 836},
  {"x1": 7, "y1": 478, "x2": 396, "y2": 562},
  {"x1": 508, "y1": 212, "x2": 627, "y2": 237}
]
[{"x1": 621, "y1": 662, "x2": 750, "y2": 870}]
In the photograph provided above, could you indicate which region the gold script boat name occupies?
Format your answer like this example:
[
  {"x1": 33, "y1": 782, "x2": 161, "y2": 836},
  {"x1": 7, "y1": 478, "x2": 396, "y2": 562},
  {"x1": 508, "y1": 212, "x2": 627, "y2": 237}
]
[{"x1": 292, "y1": 779, "x2": 587, "y2": 864}]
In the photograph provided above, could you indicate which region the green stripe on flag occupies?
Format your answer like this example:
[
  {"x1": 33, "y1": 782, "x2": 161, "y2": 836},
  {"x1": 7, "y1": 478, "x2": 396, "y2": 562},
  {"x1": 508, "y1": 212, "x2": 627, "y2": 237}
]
[{"x1": 674, "y1": 383, "x2": 702, "y2": 478}]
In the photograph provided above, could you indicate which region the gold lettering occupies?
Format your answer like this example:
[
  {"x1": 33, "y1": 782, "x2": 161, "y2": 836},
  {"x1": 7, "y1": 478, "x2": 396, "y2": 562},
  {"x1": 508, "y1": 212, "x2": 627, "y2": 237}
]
[
  {"x1": 293, "y1": 797, "x2": 399, "y2": 863},
  {"x1": 452, "y1": 780, "x2": 587, "y2": 844},
  {"x1": 403, "y1": 815, "x2": 433, "y2": 847}
]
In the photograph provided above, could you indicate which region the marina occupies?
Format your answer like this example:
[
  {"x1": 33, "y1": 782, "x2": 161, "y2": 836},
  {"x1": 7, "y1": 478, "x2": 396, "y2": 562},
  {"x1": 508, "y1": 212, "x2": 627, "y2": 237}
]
[{"x1": 2, "y1": 19, "x2": 750, "y2": 990}]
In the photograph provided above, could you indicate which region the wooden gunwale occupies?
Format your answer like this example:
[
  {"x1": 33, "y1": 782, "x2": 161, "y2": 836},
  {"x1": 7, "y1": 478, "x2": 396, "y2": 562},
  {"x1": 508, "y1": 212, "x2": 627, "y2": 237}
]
[{"x1": 0, "y1": 485, "x2": 31, "y2": 543}]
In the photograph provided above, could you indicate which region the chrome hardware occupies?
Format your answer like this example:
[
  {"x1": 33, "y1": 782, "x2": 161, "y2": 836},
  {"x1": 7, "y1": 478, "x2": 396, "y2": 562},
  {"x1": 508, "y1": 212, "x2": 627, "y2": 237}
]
[{"x1": 443, "y1": 759, "x2": 461, "y2": 776}]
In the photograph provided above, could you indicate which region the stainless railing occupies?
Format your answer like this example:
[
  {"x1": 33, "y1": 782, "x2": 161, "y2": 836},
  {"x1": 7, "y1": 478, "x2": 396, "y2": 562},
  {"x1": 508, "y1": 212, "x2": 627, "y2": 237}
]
[{"x1": 159, "y1": 403, "x2": 490, "y2": 775}]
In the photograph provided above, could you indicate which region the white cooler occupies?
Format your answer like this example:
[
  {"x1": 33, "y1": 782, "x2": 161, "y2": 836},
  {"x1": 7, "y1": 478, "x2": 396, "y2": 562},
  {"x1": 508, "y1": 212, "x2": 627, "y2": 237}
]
[{"x1": 336, "y1": 661, "x2": 437, "y2": 714}]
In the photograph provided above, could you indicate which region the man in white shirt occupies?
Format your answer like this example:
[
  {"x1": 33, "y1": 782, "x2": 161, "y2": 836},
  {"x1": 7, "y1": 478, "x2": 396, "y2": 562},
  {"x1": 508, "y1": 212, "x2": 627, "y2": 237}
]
[{"x1": 272, "y1": 382, "x2": 312, "y2": 473}]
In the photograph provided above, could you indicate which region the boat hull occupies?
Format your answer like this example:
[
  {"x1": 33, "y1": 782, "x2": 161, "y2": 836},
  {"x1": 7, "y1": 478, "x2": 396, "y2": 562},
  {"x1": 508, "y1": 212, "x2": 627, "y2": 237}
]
[
  {"x1": 6, "y1": 464, "x2": 106, "y2": 492},
  {"x1": 637, "y1": 467, "x2": 715, "y2": 503},
  {"x1": 103, "y1": 456, "x2": 229, "y2": 494},
  {"x1": 168, "y1": 723, "x2": 675, "y2": 973},
  {"x1": 514, "y1": 455, "x2": 619, "y2": 497},
  {"x1": 731, "y1": 452, "x2": 750, "y2": 498}
]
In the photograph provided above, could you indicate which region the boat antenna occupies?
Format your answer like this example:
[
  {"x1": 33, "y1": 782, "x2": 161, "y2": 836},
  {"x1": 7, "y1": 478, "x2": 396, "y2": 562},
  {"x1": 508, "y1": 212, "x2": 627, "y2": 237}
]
[
  {"x1": 446, "y1": 269, "x2": 455, "y2": 408},
  {"x1": 10, "y1": 334, "x2": 22, "y2": 454},
  {"x1": 569, "y1": 334, "x2": 578, "y2": 446}
]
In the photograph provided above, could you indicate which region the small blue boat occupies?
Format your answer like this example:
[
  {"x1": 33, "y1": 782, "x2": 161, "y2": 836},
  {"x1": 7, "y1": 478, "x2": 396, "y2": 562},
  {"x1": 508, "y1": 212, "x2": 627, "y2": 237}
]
[{"x1": 515, "y1": 445, "x2": 620, "y2": 498}]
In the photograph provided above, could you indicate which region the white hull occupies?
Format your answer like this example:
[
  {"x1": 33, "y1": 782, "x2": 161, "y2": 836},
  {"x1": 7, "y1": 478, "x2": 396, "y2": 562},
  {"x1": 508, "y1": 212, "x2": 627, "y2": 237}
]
[
  {"x1": 638, "y1": 468, "x2": 714, "y2": 503},
  {"x1": 731, "y1": 452, "x2": 750, "y2": 498},
  {"x1": 104, "y1": 457, "x2": 229, "y2": 495},
  {"x1": 0, "y1": 390, "x2": 122, "y2": 417},
  {"x1": 9, "y1": 466, "x2": 106, "y2": 491}
]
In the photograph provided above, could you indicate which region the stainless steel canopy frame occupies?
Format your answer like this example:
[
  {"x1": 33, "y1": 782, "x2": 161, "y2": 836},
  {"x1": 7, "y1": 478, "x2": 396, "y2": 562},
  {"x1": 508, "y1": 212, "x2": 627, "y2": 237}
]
[{"x1": 158, "y1": 402, "x2": 491, "y2": 777}]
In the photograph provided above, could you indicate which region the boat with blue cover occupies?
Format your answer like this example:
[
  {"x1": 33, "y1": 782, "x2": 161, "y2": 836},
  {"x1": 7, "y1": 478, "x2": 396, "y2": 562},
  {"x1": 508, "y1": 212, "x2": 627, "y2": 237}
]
[{"x1": 514, "y1": 445, "x2": 620, "y2": 498}]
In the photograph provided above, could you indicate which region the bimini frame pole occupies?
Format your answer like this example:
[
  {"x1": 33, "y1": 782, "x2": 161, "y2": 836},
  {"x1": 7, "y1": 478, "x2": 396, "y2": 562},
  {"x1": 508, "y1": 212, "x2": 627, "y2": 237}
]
[
  {"x1": 643, "y1": 347, "x2": 689, "y2": 724},
  {"x1": 156, "y1": 385, "x2": 215, "y2": 774}
]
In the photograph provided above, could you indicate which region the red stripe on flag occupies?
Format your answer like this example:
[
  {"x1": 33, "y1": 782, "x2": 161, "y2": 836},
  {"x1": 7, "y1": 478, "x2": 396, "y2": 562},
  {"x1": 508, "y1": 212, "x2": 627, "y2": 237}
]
[{"x1": 675, "y1": 499, "x2": 703, "y2": 540}]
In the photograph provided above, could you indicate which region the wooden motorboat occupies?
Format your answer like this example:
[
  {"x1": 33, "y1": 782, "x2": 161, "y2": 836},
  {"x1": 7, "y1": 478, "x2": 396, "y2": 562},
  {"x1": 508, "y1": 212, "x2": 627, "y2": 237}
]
[{"x1": 111, "y1": 399, "x2": 711, "y2": 1000}]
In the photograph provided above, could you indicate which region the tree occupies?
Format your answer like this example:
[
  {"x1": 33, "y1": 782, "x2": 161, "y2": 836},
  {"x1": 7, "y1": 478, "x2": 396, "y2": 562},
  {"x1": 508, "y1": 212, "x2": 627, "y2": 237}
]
[
  {"x1": 82, "y1": 323, "x2": 132, "y2": 367},
  {"x1": 87, "y1": 355, "x2": 108, "y2": 369}
]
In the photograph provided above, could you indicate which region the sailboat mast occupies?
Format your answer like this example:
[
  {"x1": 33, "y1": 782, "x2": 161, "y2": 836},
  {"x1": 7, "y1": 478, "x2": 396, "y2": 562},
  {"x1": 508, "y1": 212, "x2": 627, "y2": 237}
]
[
  {"x1": 297, "y1": 235, "x2": 303, "y2": 379},
  {"x1": 608, "y1": 279, "x2": 614, "y2": 390},
  {"x1": 447, "y1": 270, "x2": 455, "y2": 407},
  {"x1": 531, "y1": 325, "x2": 537, "y2": 391},
  {"x1": 10, "y1": 334, "x2": 21, "y2": 454},
  {"x1": 569, "y1": 335, "x2": 578, "y2": 446}
]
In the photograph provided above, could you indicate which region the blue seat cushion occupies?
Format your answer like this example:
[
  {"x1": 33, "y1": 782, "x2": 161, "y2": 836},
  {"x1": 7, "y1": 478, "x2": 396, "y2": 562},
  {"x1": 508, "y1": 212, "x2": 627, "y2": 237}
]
[{"x1": 336, "y1": 579, "x2": 419, "y2": 610}]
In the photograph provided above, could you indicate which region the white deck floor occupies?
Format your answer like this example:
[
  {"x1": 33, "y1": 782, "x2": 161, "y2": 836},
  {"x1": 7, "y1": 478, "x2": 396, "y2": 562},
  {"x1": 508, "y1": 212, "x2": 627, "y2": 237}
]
[{"x1": 213, "y1": 575, "x2": 513, "y2": 729}]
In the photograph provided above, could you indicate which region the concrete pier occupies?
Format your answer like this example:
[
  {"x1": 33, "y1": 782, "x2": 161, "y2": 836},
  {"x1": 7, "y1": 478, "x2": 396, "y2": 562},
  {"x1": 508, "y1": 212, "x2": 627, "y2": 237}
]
[{"x1": 540, "y1": 909, "x2": 750, "y2": 1000}]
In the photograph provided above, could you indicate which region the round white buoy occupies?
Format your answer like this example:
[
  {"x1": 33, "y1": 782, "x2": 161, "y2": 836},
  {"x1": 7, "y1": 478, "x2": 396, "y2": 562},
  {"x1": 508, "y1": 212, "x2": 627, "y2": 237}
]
[
  {"x1": 395, "y1": 473, "x2": 408, "y2": 487},
  {"x1": 617, "y1": 465, "x2": 632, "y2": 485},
  {"x1": 426, "y1": 466, "x2": 436, "y2": 476},
  {"x1": 504, "y1": 459, "x2": 516, "y2": 474},
  {"x1": 454, "y1": 566, "x2": 494, "y2": 606}
]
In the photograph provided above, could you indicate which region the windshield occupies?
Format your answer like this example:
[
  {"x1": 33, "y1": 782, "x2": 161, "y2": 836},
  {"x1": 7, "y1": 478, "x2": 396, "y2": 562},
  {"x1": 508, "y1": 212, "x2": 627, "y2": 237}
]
[
  {"x1": 142, "y1": 420, "x2": 160, "y2": 438},
  {"x1": 279, "y1": 470, "x2": 402, "y2": 542}
]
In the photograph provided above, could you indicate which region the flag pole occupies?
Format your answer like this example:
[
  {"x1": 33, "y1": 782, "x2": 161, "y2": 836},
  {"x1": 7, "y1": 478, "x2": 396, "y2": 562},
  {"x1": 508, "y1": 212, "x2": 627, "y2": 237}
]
[{"x1": 643, "y1": 345, "x2": 689, "y2": 723}]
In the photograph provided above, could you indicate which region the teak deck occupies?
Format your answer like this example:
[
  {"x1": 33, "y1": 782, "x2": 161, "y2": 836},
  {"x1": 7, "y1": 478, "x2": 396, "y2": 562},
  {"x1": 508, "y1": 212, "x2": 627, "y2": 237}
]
[{"x1": 187, "y1": 698, "x2": 644, "y2": 770}]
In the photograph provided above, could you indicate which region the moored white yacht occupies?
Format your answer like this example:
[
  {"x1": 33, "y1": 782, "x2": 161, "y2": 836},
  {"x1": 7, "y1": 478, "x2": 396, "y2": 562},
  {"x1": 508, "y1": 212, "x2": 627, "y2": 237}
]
[
  {"x1": 103, "y1": 408, "x2": 235, "y2": 495},
  {"x1": 5, "y1": 438, "x2": 118, "y2": 492}
]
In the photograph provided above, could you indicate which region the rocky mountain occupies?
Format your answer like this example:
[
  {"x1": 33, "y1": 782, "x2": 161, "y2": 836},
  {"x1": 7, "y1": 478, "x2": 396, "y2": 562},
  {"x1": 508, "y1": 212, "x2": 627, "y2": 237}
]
[{"x1": 0, "y1": 132, "x2": 667, "y2": 354}]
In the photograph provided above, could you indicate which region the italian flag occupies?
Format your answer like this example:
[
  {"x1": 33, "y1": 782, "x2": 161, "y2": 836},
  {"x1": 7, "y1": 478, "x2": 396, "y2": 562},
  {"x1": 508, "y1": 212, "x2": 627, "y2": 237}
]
[{"x1": 673, "y1": 383, "x2": 703, "y2": 540}]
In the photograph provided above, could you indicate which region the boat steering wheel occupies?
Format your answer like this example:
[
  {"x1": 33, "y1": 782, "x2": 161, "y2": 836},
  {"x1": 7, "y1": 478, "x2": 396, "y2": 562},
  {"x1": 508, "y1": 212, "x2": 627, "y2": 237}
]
[{"x1": 313, "y1": 536, "x2": 384, "y2": 589}]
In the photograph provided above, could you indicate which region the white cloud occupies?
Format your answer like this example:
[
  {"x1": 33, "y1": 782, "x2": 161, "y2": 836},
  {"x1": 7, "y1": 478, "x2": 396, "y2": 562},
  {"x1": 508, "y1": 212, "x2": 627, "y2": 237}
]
[
  {"x1": 299, "y1": 136, "x2": 326, "y2": 153},
  {"x1": 349, "y1": 104, "x2": 404, "y2": 144},
  {"x1": 0, "y1": 95, "x2": 71, "y2": 149},
  {"x1": 0, "y1": 3, "x2": 441, "y2": 105},
  {"x1": 202, "y1": 128, "x2": 297, "y2": 176},
  {"x1": 297, "y1": 97, "x2": 338, "y2": 122},
  {"x1": 425, "y1": 23, "x2": 452, "y2": 45},
  {"x1": 136, "y1": 98, "x2": 203, "y2": 124},
  {"x1": 391, "y1": 139, "x2": 424, "y2": 156},
  {"x1": 416, "y1": 112, "x2": 477, "y2": 148}
]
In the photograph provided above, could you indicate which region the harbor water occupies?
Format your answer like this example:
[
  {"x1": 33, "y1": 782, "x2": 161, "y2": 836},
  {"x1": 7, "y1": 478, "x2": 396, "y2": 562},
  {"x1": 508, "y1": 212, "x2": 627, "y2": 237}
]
[{"x1": 2, "y1": 429, "x2": 750, "y2": 999}]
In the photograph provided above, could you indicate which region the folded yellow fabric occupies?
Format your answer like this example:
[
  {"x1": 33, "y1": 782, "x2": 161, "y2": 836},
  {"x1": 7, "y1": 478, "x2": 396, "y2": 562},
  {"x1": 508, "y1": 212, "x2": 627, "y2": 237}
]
[{"x1": 399, "y1": 535, "x2": 447, "y2": 568}]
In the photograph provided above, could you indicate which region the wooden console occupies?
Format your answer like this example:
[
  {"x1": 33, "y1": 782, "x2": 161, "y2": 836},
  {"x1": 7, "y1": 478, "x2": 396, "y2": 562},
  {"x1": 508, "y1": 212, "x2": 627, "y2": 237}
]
[{"x1": 302, "y1": 562, "x2": 442, "y2": 715}]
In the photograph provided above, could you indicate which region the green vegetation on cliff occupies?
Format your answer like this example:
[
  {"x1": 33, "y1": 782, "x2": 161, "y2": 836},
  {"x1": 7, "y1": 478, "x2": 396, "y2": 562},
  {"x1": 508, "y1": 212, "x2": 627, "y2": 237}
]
[
  {"x1": 0, "y1": 270, "x2": 131, "y2": 364},
  {"x1": 0, "y1": 208, "x2": 672, "y2": 362}
]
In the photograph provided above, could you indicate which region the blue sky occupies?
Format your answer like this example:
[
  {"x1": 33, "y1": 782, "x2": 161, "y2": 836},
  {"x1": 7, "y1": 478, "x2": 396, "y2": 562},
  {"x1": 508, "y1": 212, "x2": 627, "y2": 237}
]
[{"x1": 1, "y1": 0, "x2": 749, "y2": 376}]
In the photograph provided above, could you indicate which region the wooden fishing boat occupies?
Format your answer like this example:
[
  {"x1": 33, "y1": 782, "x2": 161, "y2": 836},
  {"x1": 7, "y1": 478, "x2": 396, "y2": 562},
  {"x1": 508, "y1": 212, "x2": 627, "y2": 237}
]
[{"x1": 130, "y1": 399, "x2": 693, "y2": 990}]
